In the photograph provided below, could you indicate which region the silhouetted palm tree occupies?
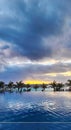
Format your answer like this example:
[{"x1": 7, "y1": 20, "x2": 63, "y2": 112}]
[
  {"x1": 50, "y1": 81, "x2": 64, "y2": 91},
  {"x1": 56, "y1": 83, "x2": 64, "y2": 91},
  {"x1": 50, "y1": 80, "x2": 57, "y2": 91},
  {"x1": 26, "y1": 84, "x2": 31, "y2": 91},
  {"x1": 8, "y1": 81, "x2": 14, "y2": 91},
  {"x1": 41, "y1": 83, "x2": 47, "y2": 91},
  {"x1": 34, "y1": 84, "x2": 39, "y2": 91},
  {"x1": 66, "y1": 79, "x2": 71, "y2": 91},
  {"x1": 16, "y1": 81, "x2": 24, "y2": 92},
  {"x1": 0, "y1": 81, "x2": 5, "y2": 92},
  {"x1": 66, "y1": 80, "x2": 71, "y2": 86}
]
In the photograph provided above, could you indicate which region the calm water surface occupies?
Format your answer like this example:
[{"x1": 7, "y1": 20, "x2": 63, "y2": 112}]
[{"x1": 0, "y1": 92, "x2": 71, "y2": 130}]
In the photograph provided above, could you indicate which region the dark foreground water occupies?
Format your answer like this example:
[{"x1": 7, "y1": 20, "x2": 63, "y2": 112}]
[{"x1": 0, "y1": 92, "x2": 71, "y2": 130}]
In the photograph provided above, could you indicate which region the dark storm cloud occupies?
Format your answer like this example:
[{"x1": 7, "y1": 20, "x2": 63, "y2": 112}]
[
  {"x1": 0, "y1": 0, "x2": 71, "y2": 82},
  {"x1": 0, "y1": 0, "x2": 71, "y2": 60}
]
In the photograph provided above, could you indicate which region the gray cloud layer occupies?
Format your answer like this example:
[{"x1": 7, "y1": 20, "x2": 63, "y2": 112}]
[{"x1": 0, "y1": 0, "x2": 71, "y2": 82}]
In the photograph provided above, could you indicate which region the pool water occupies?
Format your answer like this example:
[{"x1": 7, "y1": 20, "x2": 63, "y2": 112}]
[{"x1": 0, "y1": 92, "x2": 71, "y2": 130}]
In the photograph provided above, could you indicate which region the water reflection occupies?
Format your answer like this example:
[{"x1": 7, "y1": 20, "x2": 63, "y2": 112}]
[{"x1": 0, "y1": 92, "x2": 71, "y2": 123}]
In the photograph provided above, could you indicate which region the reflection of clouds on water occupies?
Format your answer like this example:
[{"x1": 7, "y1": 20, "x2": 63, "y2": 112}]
[
  {"x1": 59, "y1": 92, "x2": 71, "y2": 99},
  {"x1": 44, "y1": 92, "x2": 71, "y2": 99},
  {"x1": 41, "y1": 101, "x2": 56, "y2": 111},
  {"x1": 0, "y1": 92, "x2": 71, "y2": 122},
  {"x1": 63, "y1": 100, "x2": 71, "y2": 111},
  {"x1": 7, "y1": 102, "x2": 33, "y2": 111},
  {"x1": 8, "y1": 102, "x2": 24, "y2": 110}
]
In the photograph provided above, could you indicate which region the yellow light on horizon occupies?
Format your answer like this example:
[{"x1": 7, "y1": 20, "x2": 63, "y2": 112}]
[
  {"x1": 23, "y1": 71, "x2": 71, "y2": 85},
  {"x1": 24, "y1": 80, "x2": 50, "y2": 84}
]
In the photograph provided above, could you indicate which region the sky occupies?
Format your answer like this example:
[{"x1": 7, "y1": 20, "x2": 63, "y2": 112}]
[{"x1": 0, "y1": 0, "x2": 71, "y2": 83}]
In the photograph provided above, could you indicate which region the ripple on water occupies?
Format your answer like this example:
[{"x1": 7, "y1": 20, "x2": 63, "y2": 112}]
[{"x1": 0, "y1": 92, "x2": 71, "y2": 122}]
